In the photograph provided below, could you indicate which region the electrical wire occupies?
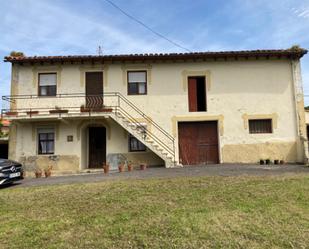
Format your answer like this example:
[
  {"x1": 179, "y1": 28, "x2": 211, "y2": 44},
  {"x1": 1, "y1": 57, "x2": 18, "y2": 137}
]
[{"x1": 103, "y1": 0, "x2": 192, "y2": 53}]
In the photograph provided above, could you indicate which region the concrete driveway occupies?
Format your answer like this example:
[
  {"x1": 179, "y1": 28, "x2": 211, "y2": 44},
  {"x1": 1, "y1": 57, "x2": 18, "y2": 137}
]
[{"x1": 4, "y1": 164, "x2": 309, "y2": 188}]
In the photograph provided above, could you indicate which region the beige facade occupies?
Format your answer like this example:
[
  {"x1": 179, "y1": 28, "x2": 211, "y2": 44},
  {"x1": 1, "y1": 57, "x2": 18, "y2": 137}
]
[{"x1": 3, "y1": 49, "x2": 308, "y2": 173}]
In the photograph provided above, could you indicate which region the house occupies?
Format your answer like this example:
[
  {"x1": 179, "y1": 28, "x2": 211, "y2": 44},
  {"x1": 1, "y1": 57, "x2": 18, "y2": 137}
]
[
  {"x1": 0, "y1": 119, "x2": 9, "y2": 158},
  {"x1": 1, "y1": 48, "x2": 308, "y2": 173}
]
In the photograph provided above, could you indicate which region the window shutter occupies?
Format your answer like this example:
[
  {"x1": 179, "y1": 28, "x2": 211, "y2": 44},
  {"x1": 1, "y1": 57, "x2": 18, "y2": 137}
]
[
  {"x1": 128, "y1": 72, "x2": 146, "y2": 83},
  {"x1": 39, "y1": 74, "x2": 57, "y2": 86}
]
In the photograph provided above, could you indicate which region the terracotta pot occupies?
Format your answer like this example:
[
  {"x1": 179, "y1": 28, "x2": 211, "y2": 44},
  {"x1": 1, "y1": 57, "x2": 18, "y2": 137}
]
[
  {"x1": 118, "y1": 164, "x2": 125, "y2": 173},
  {"x1": 128, "y1": 164, "x2": 133, "y2": 172},
  {"x1": 44, "y1": 170, "x2": 52, "y2": 178},
  {"x1": 103, "y1": 164, "x2": 110, "y2": 174},
  {"x1": 6, "y1": 111, "x2": 18, "y2": 116},
  {"x1": 140, "y1": 164, "x2": 147, "y2": 170},
  {"x1": 26, "y1": 111, "x2": 39, "y2": 116},
  {"x1": 49, "y1": 109, "x2": 68, "y2": 114},
  {"x1": 92, "y1": 108, "x2": 113, "y2": 113},
  {"x1": 35, "y1": 171, "x2": 42, "y2": 178},
  {"x1": 80, "y1": 107, "x2": 90, "y2": 112}
]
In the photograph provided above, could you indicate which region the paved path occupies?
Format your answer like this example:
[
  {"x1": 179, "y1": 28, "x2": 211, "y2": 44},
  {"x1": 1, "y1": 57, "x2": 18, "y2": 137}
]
[{"x1": 5, "y1": 164, "x2": 309, "y2": 188}]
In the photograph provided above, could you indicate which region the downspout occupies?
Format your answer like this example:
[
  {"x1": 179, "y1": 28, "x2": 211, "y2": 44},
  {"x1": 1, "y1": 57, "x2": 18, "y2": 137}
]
[{"x1": 291, "y1": 59, "x2": 309, "y2": 164}]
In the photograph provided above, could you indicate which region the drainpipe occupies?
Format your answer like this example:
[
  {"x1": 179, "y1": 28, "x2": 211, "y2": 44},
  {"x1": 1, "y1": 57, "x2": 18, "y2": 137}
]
[{"x1": 291, "y1": 59, "x2": 309, "y2": 164}]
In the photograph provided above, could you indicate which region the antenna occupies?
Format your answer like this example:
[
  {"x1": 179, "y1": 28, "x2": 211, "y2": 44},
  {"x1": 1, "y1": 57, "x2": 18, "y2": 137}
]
[{"x1": 97, "y1": 46, "x2": 103, "y2": 55}]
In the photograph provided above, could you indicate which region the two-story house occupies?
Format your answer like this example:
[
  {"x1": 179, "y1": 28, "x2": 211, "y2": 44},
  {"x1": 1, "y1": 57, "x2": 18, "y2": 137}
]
[{"x1": 2, "y1": 48, "x2": 308, "y2": 173}]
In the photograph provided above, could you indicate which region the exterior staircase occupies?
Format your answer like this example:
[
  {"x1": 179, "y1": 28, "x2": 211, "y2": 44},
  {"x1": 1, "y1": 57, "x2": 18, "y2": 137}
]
[
  {"x1": 2, "y1": 92, "x2": 177, "y2": 167},
  {"x1": 106, "y1": 93, "x2": 176, "y2": 167}
]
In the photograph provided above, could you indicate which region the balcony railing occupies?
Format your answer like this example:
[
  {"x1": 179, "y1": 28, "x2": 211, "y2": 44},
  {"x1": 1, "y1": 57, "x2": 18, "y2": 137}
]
[{"x1": 2, "y1": 92, "x2": 176, "y2": 164}]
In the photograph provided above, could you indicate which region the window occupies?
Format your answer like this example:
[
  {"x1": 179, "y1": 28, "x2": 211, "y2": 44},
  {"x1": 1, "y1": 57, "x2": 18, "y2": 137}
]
[
  {"x1": 128, "y1": 71, "x2": 147, "y2": 95},
  {"x1": 39, "y1": 73, "x2": 57, "y2": 96},
  {"x1": 38, "y1": 128, "x2": 55, "y2": 154},
  {"x1": 129, "y1": 134, "x2": 146, "y2": 152},
  {"x1": 249, "y1": 119, "x2": 272, "y2": 134}
]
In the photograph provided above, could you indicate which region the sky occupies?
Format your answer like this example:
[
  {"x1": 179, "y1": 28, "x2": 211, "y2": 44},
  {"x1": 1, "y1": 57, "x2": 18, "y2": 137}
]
[{"x1": 0, "y1": 0, "x2": 309, "y2": 107}]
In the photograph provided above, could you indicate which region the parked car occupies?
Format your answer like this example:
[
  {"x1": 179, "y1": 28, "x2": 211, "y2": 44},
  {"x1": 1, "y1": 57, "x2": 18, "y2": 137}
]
[{"x1": 0, "y1": 159, "x2": 24, "y2": 185}]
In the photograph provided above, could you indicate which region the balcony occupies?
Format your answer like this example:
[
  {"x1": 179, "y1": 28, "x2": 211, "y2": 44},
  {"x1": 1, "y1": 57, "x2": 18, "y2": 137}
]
[
  {"x1": 1, "y1": 93, "x2": 121, "y2": 120},
  {"x1": 1, "y1": 92, "x2": 176, "y2": 165}
]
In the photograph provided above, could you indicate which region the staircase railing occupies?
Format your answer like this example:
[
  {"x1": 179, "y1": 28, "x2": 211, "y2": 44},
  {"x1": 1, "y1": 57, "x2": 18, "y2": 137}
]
[{"x1": 2, "y1": 92, "x2": 176, "y2": 164}]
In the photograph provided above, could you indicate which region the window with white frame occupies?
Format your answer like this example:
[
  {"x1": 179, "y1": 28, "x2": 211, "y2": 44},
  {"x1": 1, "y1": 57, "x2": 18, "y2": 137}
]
[
  {"x1": 38, "y1": 73, "x2": 57, "y2": 96},
  {"x1": 127, "y1": 71, "x2": 147, "y2": 95},
  {"x1": 38, "y1": 128, "x2": 55, "y2": 154}
]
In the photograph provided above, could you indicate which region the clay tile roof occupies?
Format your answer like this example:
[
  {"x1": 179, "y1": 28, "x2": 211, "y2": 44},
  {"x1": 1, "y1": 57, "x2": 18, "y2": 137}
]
[{"x1": 3, "y1": 48, "x2": 307, "y2": 63}]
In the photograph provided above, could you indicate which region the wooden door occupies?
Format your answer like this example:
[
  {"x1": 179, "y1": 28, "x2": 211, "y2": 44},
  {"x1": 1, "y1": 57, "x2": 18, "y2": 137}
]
[
  {"x1": 178, "y1": 121, "x2": 219, "y2": 165},
  {"x1": 188, "y1": 78, "x2": 197, "y2": 112},
  {"x1": 88, "y1": 127, "x2": 106, "y2": 168},
  {"x1": 86, "y1": 72, "x2": 103, "y2": 108}
]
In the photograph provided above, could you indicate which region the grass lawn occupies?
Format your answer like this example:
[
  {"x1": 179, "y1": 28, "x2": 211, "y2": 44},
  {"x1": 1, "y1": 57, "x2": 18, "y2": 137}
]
[{"x1": 0, "y1": 175, "x2": 308, "y2": 249}]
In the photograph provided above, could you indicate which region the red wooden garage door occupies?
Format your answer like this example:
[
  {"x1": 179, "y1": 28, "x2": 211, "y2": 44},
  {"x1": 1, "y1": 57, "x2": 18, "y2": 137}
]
[{"x1": 178, "y1": 121, "x2": 219, "y2": 165}]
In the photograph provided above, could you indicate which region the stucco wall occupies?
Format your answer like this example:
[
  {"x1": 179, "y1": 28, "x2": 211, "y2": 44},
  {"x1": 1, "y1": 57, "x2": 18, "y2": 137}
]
[
  {"x1": 15, "y1": 118, "x2": 164, "y2": 172},
  {"x1": 305, "y1": 111, "x2": 309, "y2": 124},
  {"x1": 10, "y1": 58, "x2": 304, "y2": 168}
]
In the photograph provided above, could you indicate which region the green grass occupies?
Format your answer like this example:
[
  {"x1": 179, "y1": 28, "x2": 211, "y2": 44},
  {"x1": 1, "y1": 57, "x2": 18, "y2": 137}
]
[{"x1": 0, "y1": 175, "x2": 308, "y2": 249}]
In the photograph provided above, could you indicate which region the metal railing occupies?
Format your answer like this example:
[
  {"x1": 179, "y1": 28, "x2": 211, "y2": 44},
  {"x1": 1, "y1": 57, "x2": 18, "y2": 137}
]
[{"x1": 2, "y1": 92, "x2": 176, "y2": 164}]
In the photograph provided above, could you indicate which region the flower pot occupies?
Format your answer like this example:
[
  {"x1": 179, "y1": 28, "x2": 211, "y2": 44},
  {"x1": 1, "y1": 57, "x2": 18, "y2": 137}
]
[
  {"x1": 35, "y1": 170, "x2": 42, "y2": 178},
  {"x1": 26, "y1": 111, "x2": 39, "y2": 116},
  {"x1": 265, "y1": 159, "x2": 271, "y2": 165},
  {"x1": 274, "y1": 160, "x2": 279, "y2": 165},
  {"x1": 140, "y1": 163, "x2": 147, "y2": 170},
  {"x1": 118, "y1": 164, "x2": 125, "y2": 173},
  {"x1": 44, "y1": 169, "x2": 52, "y2": 178},
  {"x1": 92, "y1": 108, "x2": 113, "y2": 113},
  {"x1": 280, "y1": 160, "x2": 285, "y2": 165},
  {"x1": 128, "y1": 164, "x2": 133, "y2": 172},
  {"x1": 260, "y1": 160, "x2": 265, "y2": 165},
  {"x1": 103, "y1": 164, "x2": 110, "y2": 174},
  {"x1": 49, "y1": 109, "x2": 68, "y2": 114},
  {"x1": 5, "y1": 111, "x2": 18, "y2": 116}
]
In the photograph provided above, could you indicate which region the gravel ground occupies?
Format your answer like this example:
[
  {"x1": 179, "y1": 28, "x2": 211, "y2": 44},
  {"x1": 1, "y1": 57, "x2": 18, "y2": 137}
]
[{"x1": 4, "y1": 164, "x2": 309, "y2": 188}]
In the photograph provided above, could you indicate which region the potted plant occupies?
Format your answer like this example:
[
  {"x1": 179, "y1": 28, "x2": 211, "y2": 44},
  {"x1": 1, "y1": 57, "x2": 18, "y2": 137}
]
[
  {"x1": 26, "y1": 110, "x2": 39, "y2": 116},
  {"x1": 35, "y1": 169, "x2": 42, "y2": 178},
  {"x1": 118, "y1": 163, "x2": 125, "y2": 173},
  {"x1": 127, "y1": 161, "x2": 133, "y2": 172},
  {"x1": 80, "y1": 105, "x2": 90, "y2": 112},
  {"x1": 103, "y1": 163, "x2": 110, "y2": 174},
  {"x1": 280, "y1": 160, "x2": 285, "y2": 165},
  {"x1": 44, "y1": 165, "x2": 52, "y2": 178},
  {"x1": 140, "y1": 162, "x2": 147, "y2": 170},
  {"x1": 49, "y1": 106, "x2": 68, "y2": 114},
  {"x1": 259, "y1": 159, "x2": 265, "y2": 165},
  {"x1": 265, "y1": 159, "x2": 271, "y2": 165},
  {"x1": 274, "y1": 160, "x2": 279, "y2": 165},
  {"x1": 5, "y1": 111, "x2": 18, "y2": 116}
]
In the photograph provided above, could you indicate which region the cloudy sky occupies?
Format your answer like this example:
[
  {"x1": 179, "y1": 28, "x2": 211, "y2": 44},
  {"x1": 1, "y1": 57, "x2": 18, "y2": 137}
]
[{"x1": 0, "y1": 0, "x2": 309, "y2": 106}]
